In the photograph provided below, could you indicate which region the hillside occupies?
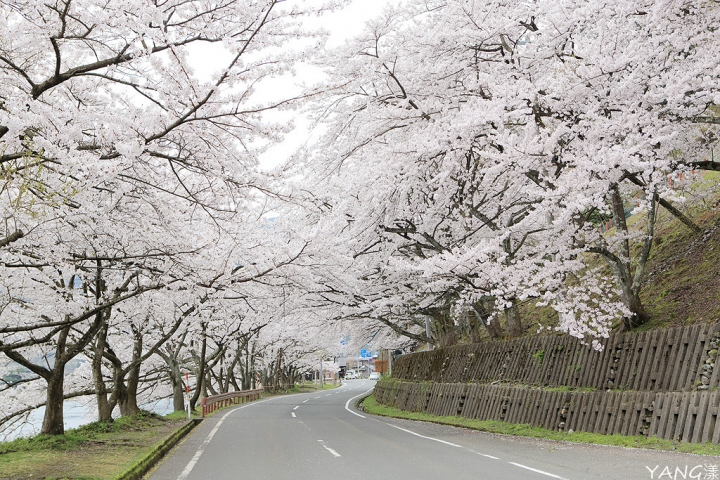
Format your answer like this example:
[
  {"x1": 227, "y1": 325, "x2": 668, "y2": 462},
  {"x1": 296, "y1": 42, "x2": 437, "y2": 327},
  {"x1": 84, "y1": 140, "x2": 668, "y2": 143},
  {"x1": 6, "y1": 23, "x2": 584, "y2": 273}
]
[
  {"x1": 641, "y1": 173, "x2": 720, "y2": 328},
  {"x1": 515, "y1": 171, "x2": 720, "y2": 335}
]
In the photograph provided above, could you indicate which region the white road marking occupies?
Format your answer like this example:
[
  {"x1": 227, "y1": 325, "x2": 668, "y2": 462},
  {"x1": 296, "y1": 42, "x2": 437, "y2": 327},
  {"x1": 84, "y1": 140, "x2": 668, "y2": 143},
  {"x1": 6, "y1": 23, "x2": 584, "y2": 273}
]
[
  {"x1": 314, "y1": 396, "x2": 321, "y2": 399},
  {"x1": 291, "y1": 412, "x2": 296, "y2": 418},
  {"x1": 468, "y1": 449, "x2": 499, "y2": 459},
  {"x1": 385, "y1": 423, "x2": 462, "y2": 448},
  {"x1": 317, "y1": 440, "x2": 341, "y2": 457},
  {"x1": 508, "y1": 462, "x2": 568, "y2": 479},
  {"x1": 326, "y1": 393, "x2": 332, "y2": 396},
  {"x1": 303, "y1": 399, "x2": 308, "y2": 403},
  {"x1": 293, "y1": 406, "x2": 299, "y2": 410},
  {"x1": 178, "y1": 397, "x2": 272, "y2": 480},
  {"x1": 323, "y1": 445, "x2": 341, "y2": 457},
  {"x1": 344, "y1": 388, "x2": 375, "y2": 418}
]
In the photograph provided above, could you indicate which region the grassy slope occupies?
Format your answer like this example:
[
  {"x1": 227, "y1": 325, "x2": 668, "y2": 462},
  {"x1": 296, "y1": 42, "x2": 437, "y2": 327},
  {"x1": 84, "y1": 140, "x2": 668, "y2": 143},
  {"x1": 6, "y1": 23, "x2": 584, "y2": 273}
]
[
  {"x1": 640, "y1": 172, "x2": 720, "y2": 329},
  {"x1": 517, "y1": 171, "x2": 720, "y2": 334},
  {"x1": 0, "y1": 412, "x2": 186, "y2": 480}
]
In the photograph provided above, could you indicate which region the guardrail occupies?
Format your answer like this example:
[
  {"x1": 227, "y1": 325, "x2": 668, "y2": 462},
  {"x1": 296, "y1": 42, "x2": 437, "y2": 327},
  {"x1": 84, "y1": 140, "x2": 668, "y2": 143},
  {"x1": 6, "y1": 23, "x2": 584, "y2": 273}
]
[{"x1": 200, "y1": 388, "x2": 263, "y2": 417}]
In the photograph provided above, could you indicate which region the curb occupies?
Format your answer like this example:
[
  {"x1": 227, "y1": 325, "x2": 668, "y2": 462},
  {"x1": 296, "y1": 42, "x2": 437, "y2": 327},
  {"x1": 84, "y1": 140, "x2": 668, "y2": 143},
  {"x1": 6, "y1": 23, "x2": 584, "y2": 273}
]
[
  {"x1": 354, "y1": 391, "x2": 374, "y2": 412},
  {"x1": 115, "y1": 418, "x2": 203, "y2": 480}
]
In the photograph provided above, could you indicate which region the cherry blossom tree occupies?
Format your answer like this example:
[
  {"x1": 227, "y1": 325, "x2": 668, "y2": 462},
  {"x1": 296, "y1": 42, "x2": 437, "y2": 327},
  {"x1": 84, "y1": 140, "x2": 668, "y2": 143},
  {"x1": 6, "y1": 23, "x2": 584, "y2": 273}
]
[
  {"x1": 0, "y1": 0, "x2": 336, "y2": 435},
  {"x1": 294, "y1": 0, "x2": 719, "y2": 342}
]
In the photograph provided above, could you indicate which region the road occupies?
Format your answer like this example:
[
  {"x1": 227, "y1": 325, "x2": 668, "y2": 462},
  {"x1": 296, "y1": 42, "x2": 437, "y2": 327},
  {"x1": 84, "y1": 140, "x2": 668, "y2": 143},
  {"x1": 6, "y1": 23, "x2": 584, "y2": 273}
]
[{"x1": 148, "y1": 380, "x2": 714, "y2": 480}]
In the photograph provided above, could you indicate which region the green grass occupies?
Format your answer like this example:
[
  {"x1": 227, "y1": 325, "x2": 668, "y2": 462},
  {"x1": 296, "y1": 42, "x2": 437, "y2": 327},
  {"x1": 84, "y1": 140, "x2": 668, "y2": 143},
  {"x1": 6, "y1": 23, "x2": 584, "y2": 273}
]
[
  {"x1": 164, "y1": 409, "x2": 200, "y2": 421},
  {"x1": 637, "y1": 175, "x2": 720, "y2": 330},
  {"x1": 361, "y1": 395, "x2": 720, "y2": 457},
  {"x1": 377, "y1": 376, "x2": 597, "y2": 393},
  {"x1": 0, "y1": 411, "x2": 188, "y2": 479}
]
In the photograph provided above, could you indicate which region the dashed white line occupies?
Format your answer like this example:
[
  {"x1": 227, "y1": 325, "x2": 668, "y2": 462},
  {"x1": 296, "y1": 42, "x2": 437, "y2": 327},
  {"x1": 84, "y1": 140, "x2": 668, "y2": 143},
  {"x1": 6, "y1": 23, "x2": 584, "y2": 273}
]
[
  {"x1": 291, "y1": 412, "x2": 296, "y2": 418},
  {"x1": 317, "y1": 440, "x2": 341, "y2": 457},
  {"x1": 293, "y1": 406, "x2": 299, "y2": 410},
  {"x1": 508, "y1": 462, "x2": 568, "y2": 479},
  {"x1": 322, "y1": 445, "x2": 341, "y2": 457},
  {"x1": 468, "y1": 449, "x2": 499, "y2": 459},
  {"x1": 303, "y1": 399, "x2": 308, "y2": 403},
  {"x1": 385, "y1": 423, "x2": 462, "y2": 448},
  {"x1": 314, "y1": 396, "x2": 321, "y2": 399},
  {"x1": 326, "y1": 393, "x2": 332, "y2": 396}
]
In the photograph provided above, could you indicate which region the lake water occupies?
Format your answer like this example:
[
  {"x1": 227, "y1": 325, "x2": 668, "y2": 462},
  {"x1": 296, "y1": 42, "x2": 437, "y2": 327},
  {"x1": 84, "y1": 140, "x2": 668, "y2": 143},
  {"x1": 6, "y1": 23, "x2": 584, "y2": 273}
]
[{"x1": 2, "y1": 397, "x2": 175, "y2": 441}]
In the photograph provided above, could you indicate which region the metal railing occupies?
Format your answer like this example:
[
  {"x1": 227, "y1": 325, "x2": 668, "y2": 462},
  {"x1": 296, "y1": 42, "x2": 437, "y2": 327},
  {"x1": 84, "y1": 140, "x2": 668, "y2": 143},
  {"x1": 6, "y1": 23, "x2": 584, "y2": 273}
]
[{"x1": 200, "y1": 388, "x2": 263, "y2": 417}]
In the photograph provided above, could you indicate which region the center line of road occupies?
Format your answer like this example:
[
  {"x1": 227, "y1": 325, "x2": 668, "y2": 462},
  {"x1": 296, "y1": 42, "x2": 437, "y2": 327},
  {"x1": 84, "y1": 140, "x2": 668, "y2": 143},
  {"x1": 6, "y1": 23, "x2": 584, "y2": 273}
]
[
  {"x1": 314, "y1": 396, "x2": 321, "y2": 399},
  {"x1": 317, "y1": 440, "x2": 341, "y2": 457},
  {"x1": 291, "y1": 412, "x2": 296, "y2": 418},
  {"x1": 303, "y1": 399, "x2": 308, "y2": 403},
  {"x1": 468, "y1": 449, "x2": 500, "y2": 459},
  {"x1": 322, "y1": 445, "x2": 341, "y2": 457},
  {"x1": 385, "y1": 423, "x2": 462, "y2": 448},
  {"x1": 508, "y1": 462, "x2": 568, "y2": 480},
  {"x1": 293, "y1": 406, "x2": 299, "y2": 410}
]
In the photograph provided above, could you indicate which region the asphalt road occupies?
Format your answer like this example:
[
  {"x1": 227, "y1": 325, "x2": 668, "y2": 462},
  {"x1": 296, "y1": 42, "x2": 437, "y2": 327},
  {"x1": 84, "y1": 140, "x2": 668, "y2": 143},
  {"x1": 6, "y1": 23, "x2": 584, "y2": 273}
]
[{"x1": 147, "y1": 380, "x2": 715, "y2": 480}]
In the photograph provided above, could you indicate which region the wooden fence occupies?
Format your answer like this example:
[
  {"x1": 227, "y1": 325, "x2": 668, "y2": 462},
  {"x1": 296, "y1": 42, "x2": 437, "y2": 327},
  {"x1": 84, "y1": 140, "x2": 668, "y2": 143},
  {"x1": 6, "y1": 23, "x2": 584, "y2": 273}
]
[
  {"x1": 392, "y1": 323, "x2": 720, "y2": 392},
  {"x1": 374, "y1": 381, "x2": 720, "y2": 444},
  {"x1": 200, "y1": 388, "x2": 263, "y2": 417}
]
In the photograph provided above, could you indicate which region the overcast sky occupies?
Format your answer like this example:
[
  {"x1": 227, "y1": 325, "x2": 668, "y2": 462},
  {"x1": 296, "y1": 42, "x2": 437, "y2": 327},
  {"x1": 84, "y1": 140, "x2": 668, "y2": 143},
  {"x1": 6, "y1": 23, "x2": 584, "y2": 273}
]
[
  {"x1": 259, "y1": 0, "x2": 392, "y2": 170},
  {"x1": 188, "y1": 0, "x2": 392, "y2": 170}
]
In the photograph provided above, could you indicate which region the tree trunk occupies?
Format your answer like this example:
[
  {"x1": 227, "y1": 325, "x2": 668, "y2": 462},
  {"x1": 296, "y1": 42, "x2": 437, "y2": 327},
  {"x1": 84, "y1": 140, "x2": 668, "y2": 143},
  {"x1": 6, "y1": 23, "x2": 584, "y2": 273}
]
[
  {"x1": 469, "y1": 314, "x2": 483, "y2": 343},
  {"x1": 39, "y1": 325, "x2": 73, "y2": 435},
  {"x1": 609, "y1": 188, "x2": 656, "y2": 331},
  {"x1": 274, "y1": 348, "x2": 282, "y2": 392},
  {"x1": 189, "y1": 324, "x2": 207, "y2": 412},
  {"x1": 505, "y1": 300, "x2": 523, "y2": 337},
  {"x1": 172, "y1": 362, "x2": 185, "y2": 412},
  {"x1": 438, "y1": 309, "x2": 457, "y2": 348},
  {"x1": 472, "y1": 298, "x2": 502, "y2": 340},
  {"x1": 230, "y1": 371, "x2": 241, "y2": 391},
  {"x1": 156, "y1": 335, "x2": 188, "y2": 413},
  {"x1": 205, "y1": 371, "x2": 217, "y2": 396},
  {"x1": 119, "y1": 335, "x2": 143, "y2": 416},
  {"x1": 92, "y1": 320, "x2": 114, "y2": 422},
  {"x1": 250, "y1": 346, "x2": 257, "y2": 389},
  {"x1": 610, "y1": 185, "x2": 631, "y2": 261},
  {"x1": 118, "y1": 391, "x2": 139, "y2": 416},
  {"x1": 7, "y1": 307, "x2": 106, "y2": 435},
  {"x1": 41, "y1": 367, "x2": 66, "y2": 435},
  {"x1": 620, "y1": 289, "x2": 649, "y2": 331}
]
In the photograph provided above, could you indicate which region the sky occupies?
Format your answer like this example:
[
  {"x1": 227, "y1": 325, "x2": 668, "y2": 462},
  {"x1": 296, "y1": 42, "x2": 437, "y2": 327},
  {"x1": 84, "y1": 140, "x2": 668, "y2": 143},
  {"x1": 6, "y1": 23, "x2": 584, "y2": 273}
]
[
  {"x1": 188, "y1": 0, "x2": 393, "y2": 170},
  {"x1": 258, "y1": 0, "x2": 393, "y2": 170}
]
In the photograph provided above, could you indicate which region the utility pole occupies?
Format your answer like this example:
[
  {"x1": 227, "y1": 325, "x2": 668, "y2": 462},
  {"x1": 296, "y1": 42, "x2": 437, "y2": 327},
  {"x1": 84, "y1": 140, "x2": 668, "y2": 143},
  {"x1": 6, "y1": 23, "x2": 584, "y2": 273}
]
[{"x1": 184, "y1": 371, "x2": 191, "y2": 420}]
